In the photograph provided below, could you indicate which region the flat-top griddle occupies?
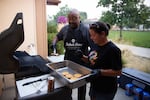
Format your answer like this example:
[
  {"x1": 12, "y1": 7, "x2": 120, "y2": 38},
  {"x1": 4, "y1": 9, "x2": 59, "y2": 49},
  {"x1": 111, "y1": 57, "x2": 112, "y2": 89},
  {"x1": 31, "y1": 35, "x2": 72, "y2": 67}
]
[{"x1": 47, "y1": 60, "x2": 92, "y2": 89}]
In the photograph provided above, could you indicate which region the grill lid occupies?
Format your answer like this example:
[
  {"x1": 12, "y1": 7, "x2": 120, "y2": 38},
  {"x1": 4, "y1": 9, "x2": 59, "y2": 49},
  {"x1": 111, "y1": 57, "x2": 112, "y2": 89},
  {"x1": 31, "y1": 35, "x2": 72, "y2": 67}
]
[{"x1": 0, "y1": 13, "x2": 24, "y2": 74}]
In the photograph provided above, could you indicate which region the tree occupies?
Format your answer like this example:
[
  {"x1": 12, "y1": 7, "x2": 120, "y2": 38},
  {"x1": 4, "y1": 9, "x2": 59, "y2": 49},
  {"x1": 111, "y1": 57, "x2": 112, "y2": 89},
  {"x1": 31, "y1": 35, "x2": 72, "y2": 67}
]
[
  {"x1": 52, "y1": 5, "x2": 88, "y2": 24},
  {"x1": 80, "y1": 12, "x2": 87, "y2": 21},
  {"x1": 53, "y1": 5, "x2": 70, "y2": 24},
  {"x1": 137, "y1": 4, "x2": 150, "y2": 30},
  {"x1": 47, "y1": 20, "x2": 57, "y2": 33},
  {"x1": 100, "y1": 11, "x2": 116, "y2": 25},
  {"x1": 98, "y1": 0, "x2": 150, "y2": 39}
]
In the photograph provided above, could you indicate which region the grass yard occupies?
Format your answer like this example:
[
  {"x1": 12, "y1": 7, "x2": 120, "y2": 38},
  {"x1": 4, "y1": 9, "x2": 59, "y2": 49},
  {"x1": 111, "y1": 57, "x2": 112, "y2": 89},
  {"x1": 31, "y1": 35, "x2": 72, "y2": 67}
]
[
  {"x1": 108, "y1": 30, "x2": 150, "y2": 48},
  {"x1": 48, "y1": 30, "x2": 150, "y2": 73},
  {"x1": 108, "y1": 30, "x2": 150, "y2": 73}
]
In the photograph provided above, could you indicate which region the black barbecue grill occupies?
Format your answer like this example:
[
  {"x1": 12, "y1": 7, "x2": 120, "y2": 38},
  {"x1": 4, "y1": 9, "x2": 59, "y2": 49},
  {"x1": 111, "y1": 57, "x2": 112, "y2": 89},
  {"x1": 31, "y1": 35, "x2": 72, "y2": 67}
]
[
  {"x1": 0, "y1": 13, "x2": 24, "y2": 74},
  {"x1": 0, "y1": 13, "x2": 72, "y2": 100}
]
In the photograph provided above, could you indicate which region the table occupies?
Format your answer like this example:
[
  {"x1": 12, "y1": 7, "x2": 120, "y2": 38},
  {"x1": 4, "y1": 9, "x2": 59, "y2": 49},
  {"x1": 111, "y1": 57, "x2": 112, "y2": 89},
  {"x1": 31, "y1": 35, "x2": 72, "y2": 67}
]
[
  {"x1": 16, "y1": 74, "x2": 72, "y2": 100},
  {"x1": 47, "y1": 55, "x2": 64, "y2": 63},
  {"x1": 16, "y1": 54, "x2": 72, "y2": 100}
]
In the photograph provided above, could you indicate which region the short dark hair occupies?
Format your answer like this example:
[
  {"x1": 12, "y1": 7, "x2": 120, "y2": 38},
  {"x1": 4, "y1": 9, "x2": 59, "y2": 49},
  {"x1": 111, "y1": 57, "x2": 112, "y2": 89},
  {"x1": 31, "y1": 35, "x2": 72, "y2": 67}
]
[{"x1": 89, "y1": 21, "x2": 110, "y2": 35}]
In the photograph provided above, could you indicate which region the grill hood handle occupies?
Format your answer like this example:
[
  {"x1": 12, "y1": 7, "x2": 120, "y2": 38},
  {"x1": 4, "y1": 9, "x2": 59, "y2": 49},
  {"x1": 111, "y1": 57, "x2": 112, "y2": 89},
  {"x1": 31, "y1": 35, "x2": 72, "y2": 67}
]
[{"x1": 0, "y1": 13, "x2": 24, "y2": 74}]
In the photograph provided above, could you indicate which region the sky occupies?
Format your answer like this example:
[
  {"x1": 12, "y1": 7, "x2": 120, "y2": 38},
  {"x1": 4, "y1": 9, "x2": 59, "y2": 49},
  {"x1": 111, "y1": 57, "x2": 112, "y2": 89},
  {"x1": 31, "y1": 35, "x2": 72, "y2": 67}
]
[{"x1": 46, "y1": 0, "x2": 150, "y2": 19}]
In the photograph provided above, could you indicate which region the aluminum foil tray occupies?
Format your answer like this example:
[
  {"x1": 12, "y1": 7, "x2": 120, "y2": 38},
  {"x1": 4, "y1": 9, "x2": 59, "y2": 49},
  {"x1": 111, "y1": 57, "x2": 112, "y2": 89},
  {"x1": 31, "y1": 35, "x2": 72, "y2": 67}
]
[{"x1": 46, "y1": 60, "x2": 92, "y2": 89}]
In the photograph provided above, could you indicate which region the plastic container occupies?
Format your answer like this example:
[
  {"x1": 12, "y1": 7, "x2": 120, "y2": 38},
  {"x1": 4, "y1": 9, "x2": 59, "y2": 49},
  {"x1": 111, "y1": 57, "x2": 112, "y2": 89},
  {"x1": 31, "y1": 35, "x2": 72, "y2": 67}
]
[
  {"x1": 142, "y1": 91, "x2": 150, "y2": 100},
  {"x1": 133, "y1": 87, "x2": 143, "y2": 100},
  {"x1": 125, "y1": 83, "x2": 134, "y2": 96}
]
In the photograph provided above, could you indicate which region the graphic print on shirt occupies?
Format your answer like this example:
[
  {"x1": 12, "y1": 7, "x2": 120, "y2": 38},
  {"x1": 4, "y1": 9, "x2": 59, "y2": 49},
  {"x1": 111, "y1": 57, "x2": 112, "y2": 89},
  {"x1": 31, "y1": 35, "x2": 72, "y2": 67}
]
[
  {"x1": 65, "y1": 38, "x2": 83, "y2": 50},
  {"x1": 64, "y1": 28, "x2": 84, "y2": 51}
]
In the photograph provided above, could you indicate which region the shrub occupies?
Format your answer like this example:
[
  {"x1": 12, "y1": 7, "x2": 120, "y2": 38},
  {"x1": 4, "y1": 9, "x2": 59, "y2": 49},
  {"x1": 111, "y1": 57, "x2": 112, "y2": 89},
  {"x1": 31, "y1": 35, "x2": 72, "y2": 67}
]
[
  {"x1": 47, "y1": 33, "x2": 64, "y2": 55},
  {"x1": 47, "y1": 21, "x2": 57, "y2": 33}
]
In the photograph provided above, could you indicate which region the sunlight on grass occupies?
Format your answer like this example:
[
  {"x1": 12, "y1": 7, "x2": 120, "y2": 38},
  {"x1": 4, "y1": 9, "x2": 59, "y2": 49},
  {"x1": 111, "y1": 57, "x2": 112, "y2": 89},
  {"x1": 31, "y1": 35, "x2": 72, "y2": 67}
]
[{"x1": 108, "y1": 31, "x2": 150, "y2": 48}]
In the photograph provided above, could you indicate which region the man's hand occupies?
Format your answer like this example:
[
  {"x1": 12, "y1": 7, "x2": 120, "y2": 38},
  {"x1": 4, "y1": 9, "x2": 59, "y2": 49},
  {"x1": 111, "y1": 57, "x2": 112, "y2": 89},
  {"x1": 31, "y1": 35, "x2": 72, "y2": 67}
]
[
  {"x1": 50, "y1": 44, "x2": 59, "y2": 56},
  {"x1": 50, "y1": 44, "x2": 56, "y2": 51},
  {"x1": 75, "y1": 49, "x2": 83, "y2": 58}
]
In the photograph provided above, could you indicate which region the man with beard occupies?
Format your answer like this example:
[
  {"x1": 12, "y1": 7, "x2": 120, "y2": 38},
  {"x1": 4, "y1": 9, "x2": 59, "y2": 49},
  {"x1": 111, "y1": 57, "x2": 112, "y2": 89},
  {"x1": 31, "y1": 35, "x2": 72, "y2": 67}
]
[{"x1": 51, "y1": 9, "x2": 98, "y2": 100}]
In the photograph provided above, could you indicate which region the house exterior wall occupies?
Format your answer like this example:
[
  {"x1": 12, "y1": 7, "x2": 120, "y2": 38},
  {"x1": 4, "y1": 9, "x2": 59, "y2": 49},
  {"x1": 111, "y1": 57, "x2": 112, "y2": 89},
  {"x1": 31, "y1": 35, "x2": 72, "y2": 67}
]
[
  {"x1": 0, "y1": 0, "x2": 48, "y2": 58},
  {"x1": 0, "y1": 0, "x2": 61, "y2": 95},
  {"x1": 35, "y1": 0, "x2": 48, "y2": 58},
  {"x1": 0, "y1": 0, "x2": 37, "y2": 55}
]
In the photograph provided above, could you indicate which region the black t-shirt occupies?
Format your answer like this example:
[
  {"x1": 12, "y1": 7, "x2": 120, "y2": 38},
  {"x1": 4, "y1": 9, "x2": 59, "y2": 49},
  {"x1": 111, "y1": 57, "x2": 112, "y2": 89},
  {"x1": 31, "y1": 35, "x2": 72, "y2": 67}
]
[
  {"x1": 56, "y1": 23, "x2": 98, "y2": 66},
  {"x1": 90, "y1": 41, "x2": 122, "y2": 93}
]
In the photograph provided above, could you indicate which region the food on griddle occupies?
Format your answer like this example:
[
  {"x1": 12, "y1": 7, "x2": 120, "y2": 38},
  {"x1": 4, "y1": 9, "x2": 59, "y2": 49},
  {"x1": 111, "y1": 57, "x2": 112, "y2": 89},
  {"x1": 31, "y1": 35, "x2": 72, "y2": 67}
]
[
  {"x1": 70, "y1": 77, "x2": 77, "y2": 80},
  {"x1": 62, "y1": 71, "x2": 69, "y2": 76},
  {"x1": 61, "y1": 71, "x2": 82, "y2": 80},
  {"x1": 65, "y1": 74, "x2": 73, "y2": 79},
  {"x1": 74, "y1": 73, "x2": 82, "y2": 78}
]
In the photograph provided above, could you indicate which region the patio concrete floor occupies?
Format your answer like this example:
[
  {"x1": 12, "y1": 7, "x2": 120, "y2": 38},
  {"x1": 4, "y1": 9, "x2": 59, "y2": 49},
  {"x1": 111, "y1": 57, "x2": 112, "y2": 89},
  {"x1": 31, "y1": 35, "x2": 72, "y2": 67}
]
[{"x1": 72, "y1": 83, "x2": 133, "y2": 100}]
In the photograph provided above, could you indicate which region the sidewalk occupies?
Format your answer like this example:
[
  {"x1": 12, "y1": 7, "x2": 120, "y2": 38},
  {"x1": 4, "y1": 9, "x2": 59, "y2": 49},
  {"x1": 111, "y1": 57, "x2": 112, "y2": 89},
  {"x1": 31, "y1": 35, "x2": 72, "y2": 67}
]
[
  {"x1": 116, "y1": 44, "x2": 150, "y2": 58},
  {"x1": 72, "y1": 83, "x2": 133, "y2": 100}
]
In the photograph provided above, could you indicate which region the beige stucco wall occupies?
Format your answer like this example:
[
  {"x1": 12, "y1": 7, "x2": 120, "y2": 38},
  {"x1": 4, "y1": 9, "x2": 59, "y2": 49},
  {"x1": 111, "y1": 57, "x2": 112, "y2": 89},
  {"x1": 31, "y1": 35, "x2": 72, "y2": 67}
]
[
  {"x1": 35, "y1": 0, "x2": 48, "y2": 58},
  {"x1": 0, "y1": 0, "x2": 37, "y2": 55}
]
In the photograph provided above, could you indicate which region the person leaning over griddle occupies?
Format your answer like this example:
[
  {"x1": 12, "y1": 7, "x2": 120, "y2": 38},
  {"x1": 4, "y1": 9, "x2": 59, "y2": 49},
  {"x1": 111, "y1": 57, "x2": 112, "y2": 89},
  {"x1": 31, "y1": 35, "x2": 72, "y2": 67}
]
[
  {"x1": 82, "y1": 21, "x2": 123, "y2": 100},
  {"x1": 51, "y1": 8, "x2": 98, "y2": 100}
]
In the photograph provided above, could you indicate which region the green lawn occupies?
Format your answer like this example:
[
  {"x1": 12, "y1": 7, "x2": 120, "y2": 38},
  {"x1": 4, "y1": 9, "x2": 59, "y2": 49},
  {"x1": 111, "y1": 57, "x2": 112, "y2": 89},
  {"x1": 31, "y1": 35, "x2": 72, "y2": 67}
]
[
  {"x1": 48, "y1": 30, "x2": 150, "y2": 55},
  {"x1": 108, "y1": 30, "x2": 150, "y2": 48}
]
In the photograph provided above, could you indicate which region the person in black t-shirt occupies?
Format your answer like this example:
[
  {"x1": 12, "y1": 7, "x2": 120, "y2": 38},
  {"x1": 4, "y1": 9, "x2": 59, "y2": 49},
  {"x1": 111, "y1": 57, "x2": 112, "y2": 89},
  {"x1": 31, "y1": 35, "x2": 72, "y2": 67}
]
[
  {"x1": 86, "y1": 21, "x2": 123, "y2": 100},
  {"x1": 52, "y1": 9, "x2": 98, "y2": 100}
]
